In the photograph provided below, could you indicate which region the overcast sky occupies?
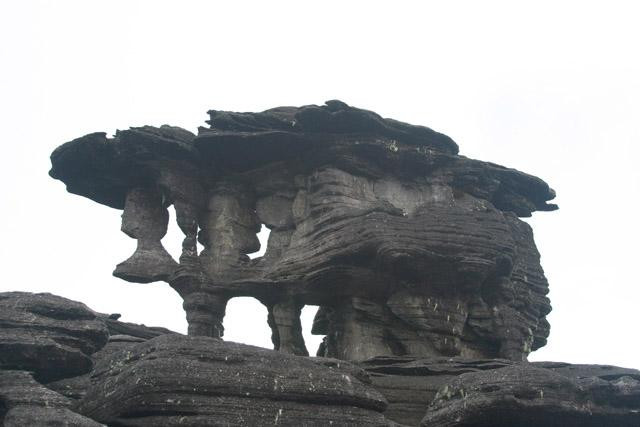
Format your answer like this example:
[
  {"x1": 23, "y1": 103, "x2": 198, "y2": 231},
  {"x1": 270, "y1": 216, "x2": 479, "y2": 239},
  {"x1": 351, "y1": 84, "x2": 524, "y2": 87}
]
[{"x1": 1, "y1": 1, "x2": 638, "y2": 369}]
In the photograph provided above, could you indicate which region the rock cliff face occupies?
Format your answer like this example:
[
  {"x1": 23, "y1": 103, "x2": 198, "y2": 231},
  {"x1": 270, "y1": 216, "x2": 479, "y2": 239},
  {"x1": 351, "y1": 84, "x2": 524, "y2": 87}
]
[
  {"x1": 0, "y1": 100, "x2": 628, "y2": 425},
  {"x1": 49, "y1": 100, "x2": 556, "y2": 363}
]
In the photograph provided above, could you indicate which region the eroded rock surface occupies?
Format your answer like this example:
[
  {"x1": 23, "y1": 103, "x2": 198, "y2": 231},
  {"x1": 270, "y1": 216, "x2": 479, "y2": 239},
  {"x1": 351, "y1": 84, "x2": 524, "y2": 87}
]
[
  {"x1": 77, "y1": 334, "x2": 391, "y2": 426},
  {"x1": 360, "y1": 356, "x2": 514, "y2": 425},
  {"x1": 0, "y1": 292, "x2": 109, "y2": 382},
  {"x1": 0, "y1": 370, "x2": 103, "y2": 427},
  {"x1": 421, "y1": 362, "x2": 640, "y2": 426},
  {"x1": 49, "y1": 101, "x2": 557, "y2": 363},
  {"x1": 33, "y1": 101, "x2": 640, "y2": 426}
]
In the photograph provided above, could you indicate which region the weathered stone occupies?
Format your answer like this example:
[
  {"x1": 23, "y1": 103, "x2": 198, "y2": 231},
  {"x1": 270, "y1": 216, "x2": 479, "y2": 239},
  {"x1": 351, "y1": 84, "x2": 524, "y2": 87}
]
[
  {"x1": 46, "y1": 315, "x2": 176, "y2": 402},
  {"x1": 99, "y1": 315, "x2": 175, "y2": 340},
  {"x1": 77, "y1": 334, "x2": 391, "y2": 426},
  {"x1": 113, "y1": 187, "x2": 179, "y2": 283},
  {"x1": 0, "y1": 292, "x2": 109, "y2": 382},
  {"x1": 360, "y1": 356, "x2": 514, "y2": 426},
  {"x1": 49, "y1": 101, "x2": 557, "y2": 364},
  {"x1": 421, "y1": 362, "x2": 640, "y2": 426},
  {"x1": 45, "y1": 334, "x2": 150, "y2": 401},
  {"x1": 0, "y1": 370, "x2": 103, "y2": 426}
]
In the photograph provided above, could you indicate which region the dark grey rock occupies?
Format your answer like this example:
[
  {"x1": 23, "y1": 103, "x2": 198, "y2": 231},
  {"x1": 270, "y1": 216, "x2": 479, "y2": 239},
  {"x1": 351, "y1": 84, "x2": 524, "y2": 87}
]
[
  {"x1": 45, "y1": 334, "x2": 151, "y2": 401},
  {"x1": 421, "y1": 362, "x2": 640, "y2": 426},
  {"x1": 0, "y1": 370, "x2": 103, "y2": 426},
  {"x1": 0, "y1": 292, "x2": 109, "y2": 382},
  {"x1": 77, "y1": 334, "x2": 391, "y2": 426},
  {"x1": 37, "y1": 101, "x2": 640, "y2": 426},
  {"x1": 49, "y1": 101, "x2": 557, "y2": 364},
  {"x1": 360, "y1": 356, "x2": 514, "y2": 426}
]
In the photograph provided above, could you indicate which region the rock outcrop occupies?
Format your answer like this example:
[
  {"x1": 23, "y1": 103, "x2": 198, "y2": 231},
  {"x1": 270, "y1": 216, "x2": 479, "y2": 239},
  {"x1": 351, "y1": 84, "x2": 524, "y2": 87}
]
[
  {"x1": 0, "y1": 292, "x2": 109, "y2": 382},
  {"x1": 0, "y1": 370, "x2": 103, "y2": 426},
  {"x1": 422, "y1": 362, "x2": 640, "y2": 426},
  {"x1": 359, "y1": 356, "x2": 640, "y2": 426},
  {"x1": 49, "y1": 100, "x2": 556, "y2": 363},
  {"x1": 360, "y1": 356, "x2": 514, "y2": 425},
  {"x1": 22, "y1": 100, "x2": 634, "y2": 425},
  {"x1": 77, "y1": 334, "x2": 390, "y2": 426},
  {"x1": 2, "y1": 292, "x2": 637, "y2": 426}
]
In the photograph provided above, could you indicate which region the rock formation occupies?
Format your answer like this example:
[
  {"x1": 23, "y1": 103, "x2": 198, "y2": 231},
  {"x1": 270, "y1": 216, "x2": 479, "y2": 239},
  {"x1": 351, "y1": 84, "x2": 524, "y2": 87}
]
[
  {"x1": 0, "y1": 100, "x2": 634, "y2": 425},
  {"x1": 0, "y1": 292, "x2": 391, "y2": 426},
  {"x1": 422, "y1": 362, "x2": 640, "y2": 426},
  {"x1": 49, "y1": 100, "x2": 556, "y2": 363},
  {"x1": 0, "y1": 292, "x2": 109, "y2": 382},
  {"x1": 78, "y1": 334, "x2": 390, "y2": 426}
]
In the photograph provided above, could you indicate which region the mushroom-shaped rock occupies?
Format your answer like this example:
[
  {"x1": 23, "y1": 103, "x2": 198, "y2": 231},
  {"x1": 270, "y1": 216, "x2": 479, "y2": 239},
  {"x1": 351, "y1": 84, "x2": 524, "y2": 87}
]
[{"x1": 49, "y1": 101, "x2": 557, "y2": 363}]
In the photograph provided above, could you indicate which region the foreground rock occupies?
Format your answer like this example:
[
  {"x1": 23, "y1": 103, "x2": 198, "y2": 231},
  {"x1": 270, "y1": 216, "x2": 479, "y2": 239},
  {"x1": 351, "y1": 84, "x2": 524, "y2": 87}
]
[
  {"x1": 0, "y1": 292, "x2": 109, "y2": 382},
  {"x1": 46, "y1": 334, "x2": 154, "y2": 401},
  {"x1": 360, "y1": 356, "x2": 513, "y2": 425},
  {"x1": 0, "y1": 370, "x2": 102, "y2": 426},
  {"x1": 1, "y1": 292, "x2": 638, "y2": 426},
  {"x1": 77, "y1": 334, "x2": 391, "y2": 426},
  {"x1": 422, "y1": 362, "x2": 640, "y2": 426}
]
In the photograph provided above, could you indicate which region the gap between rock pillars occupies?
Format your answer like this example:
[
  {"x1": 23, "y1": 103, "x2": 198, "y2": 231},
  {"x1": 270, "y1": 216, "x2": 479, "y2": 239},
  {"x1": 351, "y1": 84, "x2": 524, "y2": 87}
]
[
  {"x1": 248, "y1": 224, "x2": 271, "y2": 259},
  {"x1": 301, "y1": 305, "x2": 324, "y2": 356},
  {"x1": 223, "y1": 297, "x2": 272, "y2": 349}
]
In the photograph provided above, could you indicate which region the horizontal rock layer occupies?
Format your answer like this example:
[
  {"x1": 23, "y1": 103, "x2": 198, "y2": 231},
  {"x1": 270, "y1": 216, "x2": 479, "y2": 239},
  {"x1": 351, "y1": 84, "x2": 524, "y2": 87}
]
[
  {"x1": 422, "y1": 362, "x2": 640, "y2": 426},
  {"x1": 360, "y1": 356, "x2": 514, "y2": 426},
  {"x1": 0, "y1": 292, "x2": 109, "y2": 382},
  {"x1": 0, "y1": 370, "x2": 102, "y2": 427},
  {"x1": 77, "y1": 334, "x2": 391, "y2": 426}
]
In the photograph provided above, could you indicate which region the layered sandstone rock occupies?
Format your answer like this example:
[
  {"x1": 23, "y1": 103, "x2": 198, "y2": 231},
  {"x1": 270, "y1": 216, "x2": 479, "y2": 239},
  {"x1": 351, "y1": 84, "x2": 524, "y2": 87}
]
[
  {"x1": 0, "y1": 292, "x2": 109, "y2": 382},
  {"x1": 360, "y1": 356, "x2": 514, "y2": 425},
  {"x1": 76, "y1": 334, "x2": 391, "y2": 426},
  {"x1": 422, "y1": 362, "x2": 640, "y2": 426},
  {"x1": 49, "y1": 100, "x2": 557, "y2": 363},
  {"x1": 31, "y1": 101, "x2": 639, "y2": 425},
  {"x1": 0, "y1": 293, "x2": 396, "y2": 426},
  {"x1": 0, "y1": 370, "x2": 103, "y2": 426}
]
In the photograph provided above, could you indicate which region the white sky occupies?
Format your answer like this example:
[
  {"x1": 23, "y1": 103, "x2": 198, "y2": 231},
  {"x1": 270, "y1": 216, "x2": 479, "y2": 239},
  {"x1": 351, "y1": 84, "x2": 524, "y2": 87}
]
[{"x1": 1, "y1": 1, "x2": 638, "y2": 368}]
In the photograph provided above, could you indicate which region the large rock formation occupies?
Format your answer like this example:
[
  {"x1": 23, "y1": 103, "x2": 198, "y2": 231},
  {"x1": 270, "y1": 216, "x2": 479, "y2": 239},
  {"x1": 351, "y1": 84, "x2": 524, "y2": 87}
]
[
  {"x1": 19, "y1": 100, "x2": 634, "y2": 425},
  {"x1": 49, "y1": 100, "x2": 556, "y2": 363}
]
